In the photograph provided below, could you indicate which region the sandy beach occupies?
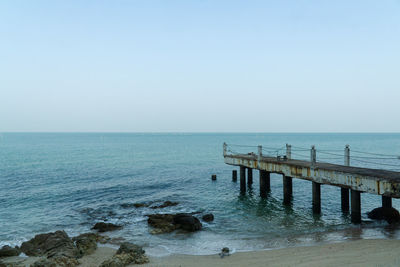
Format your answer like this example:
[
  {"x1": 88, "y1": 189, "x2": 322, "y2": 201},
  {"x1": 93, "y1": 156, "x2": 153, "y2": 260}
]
[
  {"x1": 142, "y1": 239, "x2": 400, "y2": 267},
  {"x1": 3, "y1": 239, "x2": 400, "y2": 267}
]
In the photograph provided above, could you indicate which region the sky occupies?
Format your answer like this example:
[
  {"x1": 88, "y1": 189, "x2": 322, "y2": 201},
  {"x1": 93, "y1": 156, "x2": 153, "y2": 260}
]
[{"x1": 1, "y1": 0, "x2": 399, "y2": 132}]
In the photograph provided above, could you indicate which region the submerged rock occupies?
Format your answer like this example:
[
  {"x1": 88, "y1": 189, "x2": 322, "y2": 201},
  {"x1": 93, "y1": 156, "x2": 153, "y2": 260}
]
[
  {"x1": 150, "y1": 201, "x2": 179, "y2": 209},
  {"x1": 202, "y1": 214, "x2": 214, "y2": 222},
  {"x1": 367, "y1": 207, "x2": 400, "y2": 223},
  {"x1": 99, "y1": 242, "x2": 149, "y2": 266},
  {"x1": 20, "y1": 231, "x2": 78, "y2": 258},
  {"x1": 92, "y1": 222, "x2": 122, "y2": 233},
  {"x1": 0, "y1": 245, "x2": 20, "y2": 257}
]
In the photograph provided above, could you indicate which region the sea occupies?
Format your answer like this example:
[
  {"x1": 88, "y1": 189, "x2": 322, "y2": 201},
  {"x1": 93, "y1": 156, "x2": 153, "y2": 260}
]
[{"x1": 1, "y1": 133, "x2": 400, "y2": 256}]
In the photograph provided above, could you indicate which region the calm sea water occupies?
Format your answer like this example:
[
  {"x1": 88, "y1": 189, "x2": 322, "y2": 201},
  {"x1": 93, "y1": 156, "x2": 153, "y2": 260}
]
[{"x1": 1, "y1": 133, "x2": 400, "y2": 255}]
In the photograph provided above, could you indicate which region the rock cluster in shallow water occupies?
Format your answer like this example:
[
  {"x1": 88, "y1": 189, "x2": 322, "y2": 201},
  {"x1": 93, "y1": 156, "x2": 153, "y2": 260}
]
[
  {"x1": 367, "y1": 207, "x2": 400, "y2": 224},
  {"x1": 147, "y1": 213, "x2": 202, "y2": 234}
]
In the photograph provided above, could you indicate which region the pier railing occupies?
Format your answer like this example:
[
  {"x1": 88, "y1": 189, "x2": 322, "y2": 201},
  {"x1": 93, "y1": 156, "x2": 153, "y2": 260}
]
[{"x1": 223, "y1": 143, "x2": 400, "y2": 172}]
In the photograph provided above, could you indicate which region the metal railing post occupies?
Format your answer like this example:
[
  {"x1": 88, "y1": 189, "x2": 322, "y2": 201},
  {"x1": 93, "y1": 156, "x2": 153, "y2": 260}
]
[
  {"x1": 286, "y1": 144, "x2": 292, "y2": 159},
  {"x1": 345, "y1": 145, "x2": 350, "y2": 166},
  {"x1": 223, "y1": 142, "x2": 227, "y2": 156},
  {"x1": 258, "y1": 145, "x2": 262, "y2": 162},
  {"x1": 311, "y1": 145, "x2": 316, "y2": 167}
]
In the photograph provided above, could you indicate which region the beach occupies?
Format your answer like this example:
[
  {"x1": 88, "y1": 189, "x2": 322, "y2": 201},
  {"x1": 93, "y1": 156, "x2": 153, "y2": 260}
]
[{"x1": 3, "y1": 239, "x2": 400, "y2": 266}]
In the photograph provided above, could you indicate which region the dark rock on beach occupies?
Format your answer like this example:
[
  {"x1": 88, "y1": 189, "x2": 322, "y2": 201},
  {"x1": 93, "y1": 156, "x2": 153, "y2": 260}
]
[
  {"x1": 30, "y1": 258, "x2": 57, "y2": 267},
  {"x1": 147, "y1": 213, "x2": 202, "y2": 234},
  {"x1": 92, "y1": 222, "x2": 122, "y2": 233},
  {"x1": 100, "y1": 242, "x2": 149, "y2": 267},
  {"x1": 367, "y1": 207, "x2": 400, "y2": 223},
  {"x1": 72, "y1": 233, "x2": 99, "y2": 257},
  {"x1": 202, "y1": 213, "x2": 214, "y2": 222},
  {"x1": 20, "y1": 231, "x2": 78, "y2": 258},
  {"x1": 0, "y1": 245, "x2": 20, "y2": 258}
]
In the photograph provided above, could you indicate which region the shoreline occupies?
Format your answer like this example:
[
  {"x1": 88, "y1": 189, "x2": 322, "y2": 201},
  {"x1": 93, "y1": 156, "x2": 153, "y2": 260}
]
[
  {"x1": 146, "y1": 239, "x2": 400, "y2": 266},
  {"x1": 3, "y1": 239, "x2": 400, "y2": 266}
]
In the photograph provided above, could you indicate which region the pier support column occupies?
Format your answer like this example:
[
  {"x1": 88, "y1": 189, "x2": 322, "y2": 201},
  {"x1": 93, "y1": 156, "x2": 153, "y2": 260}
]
[
  {"x1": 247, "y1": 168, "x2": 253, "y2": 184},
  {"x1": 283, "y1": 175, "x2": 292, "y2": 205},
  {"x1": 351, "y1": 190, "x2": 361, "y2": 223},
  {"x1": 312, "y1": 182, "x2": 321, "y2": 214},
  {"x1": 259, "y1": 170, "x2": 270, "y2": 198},
  {"x1": 341, "y1": 188, "x2": 350, "y2": 213},
  {"x1": 240, "y1": 166, "x2": 246, "y2": 193},
  {"x1": 382, "y1": 196, "x2": 392, "y2": 208},
  {"x1": 232, "y1": 170, "x2": 237, "y2": 182}
]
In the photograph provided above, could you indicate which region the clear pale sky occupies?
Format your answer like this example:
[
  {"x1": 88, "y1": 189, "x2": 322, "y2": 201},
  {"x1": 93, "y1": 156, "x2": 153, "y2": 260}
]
[{"x1": 1, "y1": 1, "x2": 399, "y2": 132}]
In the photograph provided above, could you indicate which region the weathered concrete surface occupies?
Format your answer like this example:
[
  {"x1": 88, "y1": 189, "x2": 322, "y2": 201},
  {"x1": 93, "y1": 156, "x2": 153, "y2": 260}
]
[{"x1": 224, "y1": 154, "x2": 400, "y2": 198}]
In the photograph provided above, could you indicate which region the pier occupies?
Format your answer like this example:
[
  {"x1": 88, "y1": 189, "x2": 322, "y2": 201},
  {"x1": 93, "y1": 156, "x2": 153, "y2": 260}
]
[{"x1": 223, "y1": 143, "x2": 400, "y2": 223}]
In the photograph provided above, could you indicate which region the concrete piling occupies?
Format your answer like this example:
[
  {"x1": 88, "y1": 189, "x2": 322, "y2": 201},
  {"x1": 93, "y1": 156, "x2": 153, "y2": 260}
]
[
  {"x1": 382, "y1": 196, "x2": 392, "y2": 208},
  {"x1": 341, "y1": 188, "x2": 350, "y2": 212},
  {"x1": 259, "y1": 170, "x2": 270, "y2": 198},
  {"x1": 351, "y1": 190, "x2": 361, "y2": 223},
  {"x1": 283, "y1": 175, "x2": 292, "y2": 205},
  {"x1": 312, "y1": 182, "x2": 321, "y2": 214},
  {"x1": 240, "y1": 166, "x2": 246, "y2": 193},
  {"x1": 232, "y1": 170, "x2": 237, "y2": 182},
  {"x1": 247, "y1": 168, "x2": 253, "y2": 184}
]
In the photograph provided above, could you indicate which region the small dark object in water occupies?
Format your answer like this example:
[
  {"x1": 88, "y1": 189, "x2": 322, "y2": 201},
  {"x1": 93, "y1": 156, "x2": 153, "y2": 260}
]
[
  {"x1": 202, "y1": 213, "x2": 214, "y2": 222},
  {"x1": 219, "y1": 247, "x2": 230, "y2": 258},
  {"x1": 211, "y1": 175, "x2": 217, "y2": 181}
]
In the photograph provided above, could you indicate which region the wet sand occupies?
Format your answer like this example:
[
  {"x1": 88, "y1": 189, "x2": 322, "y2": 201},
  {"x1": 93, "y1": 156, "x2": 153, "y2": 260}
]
[
  {"x1": 3, "y1": 239, "x2": 400, "y2": 266},
  {"x1": 143, "y1": 239, "x2": 400, "y2": 267}
]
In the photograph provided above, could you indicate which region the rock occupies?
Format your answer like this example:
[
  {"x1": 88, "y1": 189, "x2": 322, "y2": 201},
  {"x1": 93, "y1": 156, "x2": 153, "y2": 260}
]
[
  {"x1": 202, "y1": 214, "x2": 214, "y2": 222},
  {"x1": 100, "y1": 242, "x2": 149, "y2": 266},
  {"x1": 30, "y1": 258, "x2": 56, "y2": 267},
  {"x1": 219, "y1": 247, "x2": 230, "y2": 258},
  {"x1": 0, "y1": 246, "x2": 20, "y2": 257},
  {"x1": 50, "y1": 256, "x2": 79, "y2": 267},
  {"x1": 173, "y1": 213, "x2": 202, "y2": 232},
  {"x1": 367, "y1": 207, "x2": 400, "y2": 223},
  {"x1": 72, "y1": 233, "x2": 98, "y2": 257},
  {"x1": 211, "y1": 175, "x2": 217, "y2": 181},
  {"x1": 150, "y1": 201, "x2": 179, "y2": 209},
  {"x1": 147, "y1": 213, "x2": 202, "y2": 233},
  {"x1": 147, "y1": 214, "x2": 176, "y2": 234},
  {"x1": 20, "y1": 231, "x2": 78, "y2": 258},
  {"x1": 92, "y1": 222, "x2": 122, "y2": 233}
]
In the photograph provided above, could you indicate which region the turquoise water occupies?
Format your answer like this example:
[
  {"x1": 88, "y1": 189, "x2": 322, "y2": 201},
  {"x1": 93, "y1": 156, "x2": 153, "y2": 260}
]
[{"x1": 1, "y1": 133, "x2": 400, "y2": 255}]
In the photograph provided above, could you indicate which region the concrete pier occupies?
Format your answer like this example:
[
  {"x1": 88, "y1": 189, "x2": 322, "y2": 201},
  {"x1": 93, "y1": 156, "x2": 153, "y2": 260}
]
[
  {"x1": 259, "y1": 170, "x2": 270, "y2": 198},
  {"x1": 283, "y1": 175, "x2": 292, "y2": 205},
  {"x1": 351, "y1": 190, "x2": 361, "y2": 223},
  {"x1": 232, "y1": 170, "x2": 237, "y2": 182},
  {"x1": 224, "y1": 143, "x2": 400, "y2": 224},
  {"x1": 312, "y1": 182, "x2": 321, "y2": 214},
  {"x1": 240, "y1": 166, "x2": 246, "y2": 193},
  {"x1": 247, "y1": 168, "x2": 253, "y2": 184}
]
